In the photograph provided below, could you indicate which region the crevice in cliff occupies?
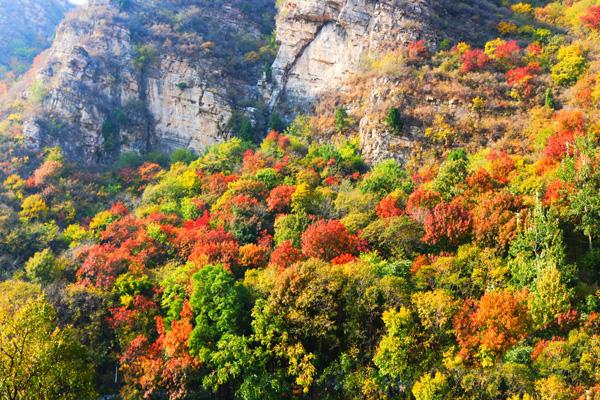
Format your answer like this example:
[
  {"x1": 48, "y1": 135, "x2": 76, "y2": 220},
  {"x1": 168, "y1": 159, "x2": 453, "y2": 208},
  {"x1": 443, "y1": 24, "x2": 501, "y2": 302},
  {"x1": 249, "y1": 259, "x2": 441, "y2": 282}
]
[
  {"x1": 270, "y1": 19, "x2": 339, "y2": 109},
  {"x1": 138, "y1": 62, "x2": 153, "y2": 153}
]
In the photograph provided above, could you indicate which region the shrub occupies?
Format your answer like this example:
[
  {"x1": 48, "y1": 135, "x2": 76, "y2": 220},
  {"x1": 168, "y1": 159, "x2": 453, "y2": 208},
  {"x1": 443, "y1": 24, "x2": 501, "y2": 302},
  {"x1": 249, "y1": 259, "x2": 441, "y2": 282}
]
[
  {"x1": 30, "y1": 80, "x2": 48, "y2": 103},
  {"x1": 133, "y1": 44, "x2": 156, "y2": 69},
  {"x1": 511, "y1": 3, "x2": 534, "y2": 16},
  {"x1": 545, "y1": 88, "x2": 556, "y2": 109},
  {"x1": 494, "y1": 40, "x2": 521, "y2": 66},
  {"x1": 268, "y1": 112, "x2": 286, "y2": 132},
  {"x1": 170, "y1": 148, "x2": 198, "y2": 164},
  {"x1": 581, "y1": 6, "x2": 600, "y2": 31},
  {"x1": 506, "y1": 63, "x2": 541, "y2": 98},
  {"x1": 406, "y1": 40, "x2": 429, "y2": 62},
  {"x1": 385, "y1": 107, "x2": 403, "y2": 133},
  {"x1": 461, "y1": 49, "x2": 489, "y2": 73},
  {"x1": 551, "y1": 45, "x2": 587, "y2": 86},
  {"x1": 335, "y1": 107, "x2": 349, "y2": 133},
  {"x1": 498, "y1": 21, "x2": 518, "y2": 35}
]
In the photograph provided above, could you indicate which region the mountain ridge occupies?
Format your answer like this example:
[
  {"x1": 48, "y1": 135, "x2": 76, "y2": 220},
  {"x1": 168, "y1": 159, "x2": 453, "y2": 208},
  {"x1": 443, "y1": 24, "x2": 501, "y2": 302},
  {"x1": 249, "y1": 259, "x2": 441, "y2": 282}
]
[
  {"x1": 0, "y1": 0, "x2": 73, "y2": 78},
  {"x1": 2, "y1": 0, "x2": 511, "y2": 164}
]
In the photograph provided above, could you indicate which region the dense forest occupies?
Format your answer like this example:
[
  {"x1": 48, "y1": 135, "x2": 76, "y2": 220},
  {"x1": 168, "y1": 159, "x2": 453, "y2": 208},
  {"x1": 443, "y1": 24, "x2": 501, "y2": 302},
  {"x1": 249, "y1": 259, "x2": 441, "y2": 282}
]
[{"x1": 0, "y1": 0, "x2": 599, "y2": 399}]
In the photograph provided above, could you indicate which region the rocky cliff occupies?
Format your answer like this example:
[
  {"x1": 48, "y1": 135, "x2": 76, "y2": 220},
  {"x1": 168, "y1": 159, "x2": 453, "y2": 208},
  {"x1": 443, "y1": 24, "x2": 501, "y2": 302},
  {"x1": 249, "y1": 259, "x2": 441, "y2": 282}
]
[
  {"x1": 269, "y1": 0, "x2": 507, "y2": 115},
  {"x1": 3, "y1": 0, "x2": 509, "y2": 164},
  {"x1": 12, "y1": 0, "x2": 275, "y2": 162},
  {"x1": 268, "y1": 0, "x2": 435, "y2": 114},
  {"x1": 0, "y1": 0, "x2": 73, "y2": 77},
  {"x1": 268, "y1": 0, "x2": 509, "y2": 163}
]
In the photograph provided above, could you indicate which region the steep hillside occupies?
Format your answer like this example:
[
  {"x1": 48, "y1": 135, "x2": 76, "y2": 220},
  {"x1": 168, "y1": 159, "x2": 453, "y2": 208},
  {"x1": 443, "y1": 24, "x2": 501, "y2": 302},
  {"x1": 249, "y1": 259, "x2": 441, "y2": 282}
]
[
  {"x1": 0, "y1": 1, "x2": 598, "y2": 399},
  {"x1": 269, "y1": 0, "x2": 508, "y2": 115},
  {"x1": 3, "y1": 0, "x2": 276, "y2": 163},
  {"x1": 267, "y1": 0, "x2": 435, "y2": 113},
  {"x1": 0, "y1": 0, "x2": 73, "y2": 79},
  {"x1": 279, "y1": 0, "x2": 600, "y2": 165},
  {"x1": 1, "y1": 0, "x2": 514, "y2": 165}
]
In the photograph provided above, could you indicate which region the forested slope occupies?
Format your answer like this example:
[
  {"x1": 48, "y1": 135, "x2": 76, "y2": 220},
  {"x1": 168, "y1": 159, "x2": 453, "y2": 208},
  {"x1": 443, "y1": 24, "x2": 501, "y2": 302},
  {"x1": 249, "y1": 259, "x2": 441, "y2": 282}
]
[{"x1": 0, "y1": 1, "x2": 598, "y2": 400}]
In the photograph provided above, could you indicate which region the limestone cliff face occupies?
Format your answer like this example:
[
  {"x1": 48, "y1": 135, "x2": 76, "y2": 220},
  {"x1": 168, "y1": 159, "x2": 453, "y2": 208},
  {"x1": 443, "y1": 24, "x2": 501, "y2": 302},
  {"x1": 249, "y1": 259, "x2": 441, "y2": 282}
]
[
  {"x1": 9, "y1": 0, "x2": 506, "y2": 164},
  {"x1": 269, "y1": 0, "x2": 508, "y2": 164},
  {"x1": 19, "y1": 0, "x2": 274, "y2": 162},
  {"x1": 269, "y1": 0, "x2": 434, "y2": 114},
  {"x1": 145, "y1": 56, "x2": 232, "y2": 152},
  {"x1": 26, "y1": 1, "x2": 141, "y2": 160}
]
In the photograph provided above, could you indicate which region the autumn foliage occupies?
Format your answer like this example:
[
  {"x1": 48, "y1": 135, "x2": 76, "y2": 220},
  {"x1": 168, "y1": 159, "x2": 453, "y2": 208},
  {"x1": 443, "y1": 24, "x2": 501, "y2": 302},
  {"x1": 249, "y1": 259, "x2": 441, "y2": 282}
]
[
  {"x1": 454, "y1": 290, "x2": 530, "y2": 359},
  {"x1": 422, "y1": 201, "x2": 472, "y2": 246},
  {"x1": 1, "y1": 2, "x2": 599, "y2": 399},
  {"x1": 301, "y1": 219, "x2": 366, "y2": 261},
  {"x1": 270, "y1": 240, "x2": 305, "y2": 269},
  {"x1": 267, "y1": 184, "x2": 296, "y2": 212},
  {"x1": 581, "y1": 6, "x2": 600, "y2": 31},
  {"x1": 376, "y1": 195, "x2": 404, "y2": 219},
  {"x1": 121, "y1": 302, "x2": 199, "y2": 399},
  {"x1": 461, "y1": 49, "x2": 489, "y2": 73}
]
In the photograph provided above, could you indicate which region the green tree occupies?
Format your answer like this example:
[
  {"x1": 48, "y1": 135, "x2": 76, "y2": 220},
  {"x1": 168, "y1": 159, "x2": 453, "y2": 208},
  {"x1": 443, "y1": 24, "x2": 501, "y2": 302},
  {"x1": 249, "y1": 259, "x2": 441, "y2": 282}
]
[
  {"x1": 228, "y1": 111, "x2": 256, "y2": 142},
  {"x1": 335, "y1": 107, "x2": 349, "y2": 133},
  {"x1": 30, "y1": 79, "x2": 48, "y2": 103},
  {"x1": 361, "y1": 159, "x2": 412, "y2": 197},
  {"x1": 268, "y1": 112, "x2": 286, "y2": 132},
  {"x1": 170, "y1": 148, "x2": 198, "y2": 165},
  {"x1": 373, "y1": 307, "x2": 417, "y2": 394},
  {"x1": 432, "y1": 149, "x2": 469, "y2": 200},
  {"x1": 386, "y1": 107, "x2": 403, "y2": 134},
  {"x1": 188, "y1": 265, "x2": 246, "y2": 362},
  {"x1": 529, "y1": 264, "x2": 571, "y2": 328},
  {"x1": 24, "y1": 249, "x2": 59, "y2": 285},
  {"x1": 544, "y1": 88, "x2": 556, "y2": 109},
  {"x1": 133, "y1": 44, "x2": 155, "y2": 70},
  {"x1": 509, "y1": 199, "x2": 568, "y2": 288},
  {"x1": 362, "y1": 216, "x2": 423, "y2": 258},
  {"x1": 563, "y1": 138, "x2": 599, "y2": 250}
]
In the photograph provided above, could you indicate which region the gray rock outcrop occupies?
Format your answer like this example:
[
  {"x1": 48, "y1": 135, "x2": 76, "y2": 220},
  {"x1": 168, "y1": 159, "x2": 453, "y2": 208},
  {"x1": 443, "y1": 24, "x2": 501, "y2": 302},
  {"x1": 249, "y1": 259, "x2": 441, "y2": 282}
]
[
  {"x1": 16, "y1": 0, "x2": 273, "y2": 163},
  {"x1": 269, "y1": 0, "x2": 434, "y2": 114}
]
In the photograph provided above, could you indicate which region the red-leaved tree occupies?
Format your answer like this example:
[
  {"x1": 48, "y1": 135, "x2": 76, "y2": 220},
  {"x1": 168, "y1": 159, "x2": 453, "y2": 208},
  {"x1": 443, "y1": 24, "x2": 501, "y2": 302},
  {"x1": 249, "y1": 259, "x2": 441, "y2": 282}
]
[
  {"x1": 581, "y1": 6, "x2": 600, "y2": 31},
  {"x1": 472, "y1": 191, "x2": 522, "y2": 250},
  {"x1": 267, "y1": 185, "x2": 296, "y2": 213},
  {"x1": 506, "y1": 62, "x2": 541, "y2": 98},
  {"x1": 301, "y1": 220, "x2": 366, "y2": 261},
  {"x1": 422, "y1": 200, "x2": 472, "y2": 246},
  {"x1": 270, "y1": 240, "x2": 306, "y2": 270},
  {"x1": 376, "y1": 195, "x2": 404, "y2": 219},
  {"x1": 188, "y1": 227, "x2": 240, "y2": 268},
  {"x1": 120, "y1": 302, "x2": 199, "y2": 399},
  {"x1": 406, "y1": 187, "x2": 441, "y2": 223}
]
